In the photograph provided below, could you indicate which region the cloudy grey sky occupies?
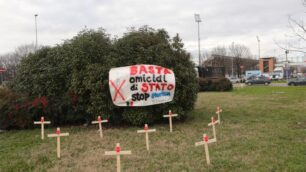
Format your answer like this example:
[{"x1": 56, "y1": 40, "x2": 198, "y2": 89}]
[{"x1": 0, "y1": 0, "x2": 305, "y2": 63}]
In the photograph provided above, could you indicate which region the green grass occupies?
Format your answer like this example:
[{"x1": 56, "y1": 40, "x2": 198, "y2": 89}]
[
  {"x1": 1, "y1": 86, "x2": 306, "y2": 171},
  {"x1": 271, "y1": 79, "x2": 287, "y2": 83}
]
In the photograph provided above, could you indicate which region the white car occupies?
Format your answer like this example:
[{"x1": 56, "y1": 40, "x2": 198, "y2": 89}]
[{"x1": 228, "y1": 77, "x2": 240, "y2": 83}]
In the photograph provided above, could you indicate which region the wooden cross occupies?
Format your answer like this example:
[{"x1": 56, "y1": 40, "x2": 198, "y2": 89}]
[
  {"x1": 137, "y1": 124, "x2": 156, "y2": 151},
  {"x1": 163, "y1": 110, "x2": 178, "y2": 132},
  {"x1": 34, "y1": 116, "x2": 51, "y2": 140},
  {"x1": 105, "y1": 143, "x2": 132, "y2": 172},
  {"x1": 91, "y1": 115, "x2": 108, "y2": 138},
  {"x1": 195, "y1": 134, "x2": 216, "y2": 165},
  {"x1": 208, "y1": 116, "x2": 217, "y2": 141},
  {"x1": 216, "y1": 106, "x2": 223, "y2": 124},
  {"x1": 47, "y1": 128, "x2": 69, "y2": 158}
]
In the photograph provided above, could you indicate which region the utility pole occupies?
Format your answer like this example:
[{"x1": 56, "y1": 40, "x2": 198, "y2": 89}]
[
  {"x1": 194, "y1": 14, "x2": 202, "y2": 66},
  {"x1": 285, "y1": 50, "x2": 289, "y2": 62},
  {"x1": 256, "y1": 36, "x2": 260, "y2": 59},
  {"x1": 231, "y1": 42, "x2": 234, "y2": 77},
  {"x1": 285, "y1": 50, "x2": 289, "y2": 80},
  {"x1": 34, "y1": 14, "x2": 38, "y2": 50}
]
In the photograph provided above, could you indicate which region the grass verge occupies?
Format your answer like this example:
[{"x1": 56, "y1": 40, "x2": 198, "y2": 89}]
[{"x1": 0, "y1": 86, "x2": 305, "y2": 171}]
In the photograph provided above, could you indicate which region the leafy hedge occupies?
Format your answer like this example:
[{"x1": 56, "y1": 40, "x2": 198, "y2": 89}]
[
  {"x1": 2, "y1": 26, "x2": 198, "y2": 129},
  {"x1": 0, "y1": 87, "x2": 44, "y2": 129},
  {"x1": 198, "y1": 77, "x2": 232, "y2": 91}
]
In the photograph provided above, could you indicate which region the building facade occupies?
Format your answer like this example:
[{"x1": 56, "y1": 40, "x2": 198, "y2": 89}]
[
  {"x1": 203, "y1": 54, "x2": 258, "y2": 77},
  {"x1": 259, "y1": 57, "x2": 276, "y2": 73}
]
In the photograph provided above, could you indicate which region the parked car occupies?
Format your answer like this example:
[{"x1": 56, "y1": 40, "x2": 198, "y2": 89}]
[
  {"x1": 262, "y1": 73, "x2": 271, "y2": 80},
  {"x1": 246, "y1": 74, "x2": 259, "y2": 80},
  {"x1": 228, "y1": 77, "x2": 241, "y2": 83},
  {"x1": 240, "y1": 75, "x2": 246, "y2": 83},
  {"x1": 245, "y1": 75, "x2": 271, "y2": 85},
  {"x1": 287, "y1": 77, "x2": 306, "y2": 86}
]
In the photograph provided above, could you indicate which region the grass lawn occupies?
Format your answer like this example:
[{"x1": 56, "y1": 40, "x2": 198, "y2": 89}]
[
  {"x1": 271, "y1": 79, "x2": 287, "y2": 83},
  {"x1": 0, "y1": 86, "x2": 306, "y2": 172}
]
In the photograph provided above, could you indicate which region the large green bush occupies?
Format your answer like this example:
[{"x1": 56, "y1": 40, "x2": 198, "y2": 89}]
[
  {"x1": 6, "y1": 26, "x2": 198, "y2": 129},
  {"x1": 112, "y1": 27, "x2": 198, "y2": 125}
]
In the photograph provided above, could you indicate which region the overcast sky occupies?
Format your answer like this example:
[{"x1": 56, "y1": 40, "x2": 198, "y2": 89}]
[{"x1": 0, "y1": 0, "x2": 305, "y2": 63}]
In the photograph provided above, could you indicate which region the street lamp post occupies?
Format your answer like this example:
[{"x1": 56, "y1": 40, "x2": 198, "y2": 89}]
[
  {"x1": 256, "y1": 36, "x2": 260, "y2": 59},
  {"x1": 194, "y1": 14, "x2": 202, "y2": 66},
  {"x1": 34, "y1": 14, "x2": 38, "y2": 50},
  {"x1": 231, "y1": 42, "x2": 234, "y2": 77}
]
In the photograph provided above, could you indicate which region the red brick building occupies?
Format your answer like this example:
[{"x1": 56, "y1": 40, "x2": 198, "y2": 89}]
[{"x1": 259, "y1": 57, "x2": 276, "y2": 73}]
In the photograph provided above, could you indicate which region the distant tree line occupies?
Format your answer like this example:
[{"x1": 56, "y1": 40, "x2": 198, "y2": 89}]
[
  {"x1": 202, "y1": 44, "x2": 258, "y2": 77},
  {"x1": 0, "y1": 44, "x2": 36, "y2": 83}
]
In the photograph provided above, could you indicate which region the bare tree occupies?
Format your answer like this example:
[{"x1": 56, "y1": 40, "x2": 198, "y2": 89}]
[
  {"x1": 229, "y1": 43, "x2": 252, "y2": 77},
  {"x1": 201, "y1": 46, "x2": 227, "y2": 67},
  {"x1": 285, "y1": 16, "x2": 306, "y2": 53},
  {"x1": 229, "y1": 43, "x2": 252, "y2": 58},
  {"x1": 0, "y1": 44, "x2": 36, "y2": 82},
  {"x1": 210, "y1": 46, "x2": 228, "y2": 67},
  {"x1": 201, "y1": 50, "x2": 210, "y2": 66},
  {"x1": 211, "y1": 46, "x2": 227, "y2": 56},
  {"x1": 275, "y1": 0, "x2": 306, "y2": 53}
]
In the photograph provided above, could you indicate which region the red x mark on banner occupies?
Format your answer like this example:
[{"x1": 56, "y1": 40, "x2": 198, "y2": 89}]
[{"x1": 109, "y1": 80, "x2": 126, "y2": 102}]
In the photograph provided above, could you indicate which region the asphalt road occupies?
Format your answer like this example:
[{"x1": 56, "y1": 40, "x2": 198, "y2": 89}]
[{"x1": 233, "y1": 83, "x2": 288, "y2": 87}]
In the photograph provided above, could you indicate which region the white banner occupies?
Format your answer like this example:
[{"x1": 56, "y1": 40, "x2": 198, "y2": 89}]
[{"x1": 109, "y1": 64, "x2": 175, "y2": 106}]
